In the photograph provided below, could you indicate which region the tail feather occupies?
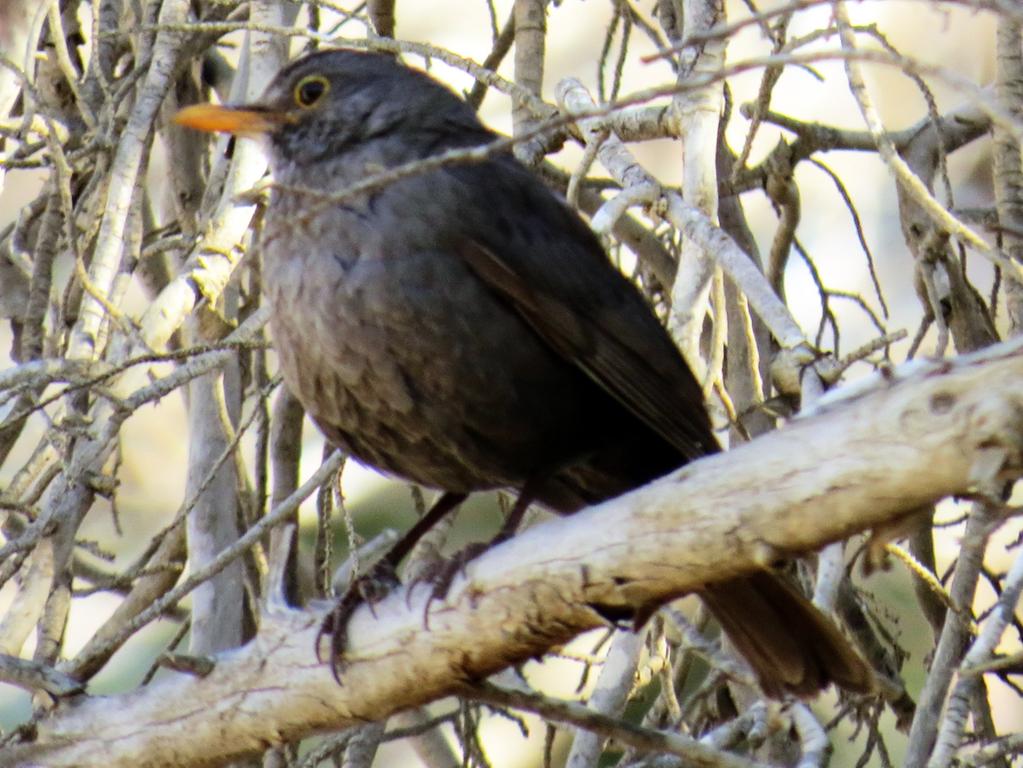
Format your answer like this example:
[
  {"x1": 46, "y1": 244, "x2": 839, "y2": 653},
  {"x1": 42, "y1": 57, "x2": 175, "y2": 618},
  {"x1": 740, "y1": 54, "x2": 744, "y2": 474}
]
[{"x1": 700, "y1": 571, "x2": 873, "y2": 698}]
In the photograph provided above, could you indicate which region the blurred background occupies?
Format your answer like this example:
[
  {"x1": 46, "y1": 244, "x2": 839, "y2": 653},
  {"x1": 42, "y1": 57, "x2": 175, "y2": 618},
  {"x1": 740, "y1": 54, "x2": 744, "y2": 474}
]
[{"x1": 1, "y1": 1, "x2": 1021, "y2": 765}]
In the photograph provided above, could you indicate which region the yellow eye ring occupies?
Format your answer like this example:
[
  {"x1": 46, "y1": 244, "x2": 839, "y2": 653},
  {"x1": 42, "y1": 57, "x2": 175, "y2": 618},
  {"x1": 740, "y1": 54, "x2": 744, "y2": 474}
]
[{"x1": 294, "y1": 75, "x2": 329, "y2": 108}]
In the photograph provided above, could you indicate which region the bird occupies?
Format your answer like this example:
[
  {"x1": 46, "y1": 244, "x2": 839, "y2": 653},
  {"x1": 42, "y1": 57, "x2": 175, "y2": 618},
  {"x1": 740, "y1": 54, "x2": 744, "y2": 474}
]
[{"x1": 174, "y1": 48, "x2": 872, "y2": 697}]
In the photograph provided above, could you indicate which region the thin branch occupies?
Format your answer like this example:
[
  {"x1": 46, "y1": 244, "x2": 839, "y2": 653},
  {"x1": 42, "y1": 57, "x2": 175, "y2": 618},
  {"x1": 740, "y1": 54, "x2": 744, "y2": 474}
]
[{"x1": 468, "y1": 680, "x2": 764, "y2": 768}]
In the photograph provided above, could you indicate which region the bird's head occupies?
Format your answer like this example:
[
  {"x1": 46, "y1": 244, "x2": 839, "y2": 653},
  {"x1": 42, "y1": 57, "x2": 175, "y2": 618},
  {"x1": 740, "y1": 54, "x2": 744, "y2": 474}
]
[{"x1": 174, "y1": 49, "x2": 485, "y2": 170}]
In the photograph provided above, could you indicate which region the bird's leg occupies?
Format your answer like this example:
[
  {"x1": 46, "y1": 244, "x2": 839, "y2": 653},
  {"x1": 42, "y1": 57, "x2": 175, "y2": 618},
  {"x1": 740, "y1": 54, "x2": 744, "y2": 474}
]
[
  {"x1": 379, "y1": 491, "x2": 468, "y2": 570},
  {"x1": 421, "y1": 478, "x2": 543, "y2": 624},
  {"x1": 318, "y1": 490, "x2": 466, "y2": 678},
  {"x1": 492, "y1": 484, "x2": 538, "y2": 543}
]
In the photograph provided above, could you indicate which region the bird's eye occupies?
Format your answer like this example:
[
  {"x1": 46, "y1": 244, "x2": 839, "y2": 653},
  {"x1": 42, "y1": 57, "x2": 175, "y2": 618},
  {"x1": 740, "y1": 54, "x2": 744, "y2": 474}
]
[{"x1": 294, "y1": 75, "x2": 329, "y2": 108}]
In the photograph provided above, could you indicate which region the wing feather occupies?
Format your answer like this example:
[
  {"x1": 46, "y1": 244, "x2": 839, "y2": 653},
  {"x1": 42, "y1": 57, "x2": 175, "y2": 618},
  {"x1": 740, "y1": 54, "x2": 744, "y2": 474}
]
[{"x1": 451, "y1": 162, "x2": 718, "y2": 460}]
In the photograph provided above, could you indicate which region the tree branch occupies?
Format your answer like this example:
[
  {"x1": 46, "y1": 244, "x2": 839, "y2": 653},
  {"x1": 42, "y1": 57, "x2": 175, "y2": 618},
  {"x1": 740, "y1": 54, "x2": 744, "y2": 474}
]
[{"x1": 7, "y1": 338, "x2": 1023, "y2": 767}]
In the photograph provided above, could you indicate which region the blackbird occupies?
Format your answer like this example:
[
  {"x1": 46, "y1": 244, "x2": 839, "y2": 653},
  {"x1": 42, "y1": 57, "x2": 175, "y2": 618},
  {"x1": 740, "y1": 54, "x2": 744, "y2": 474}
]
[{"x1": 175, "y1": 49, "x2": 871, "y2": 697}]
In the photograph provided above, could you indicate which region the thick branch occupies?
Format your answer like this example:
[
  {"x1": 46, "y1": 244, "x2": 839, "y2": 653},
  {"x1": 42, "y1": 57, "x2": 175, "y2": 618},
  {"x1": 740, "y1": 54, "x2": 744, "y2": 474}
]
[{"x1": 9, "y1": 339, "x2": 1023, "y2": 768}]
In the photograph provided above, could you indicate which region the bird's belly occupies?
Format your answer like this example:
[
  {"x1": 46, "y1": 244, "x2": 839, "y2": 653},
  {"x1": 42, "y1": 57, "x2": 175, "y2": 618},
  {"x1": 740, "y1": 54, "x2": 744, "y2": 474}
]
[{"x1": 265, "y1": 246, "x2": 595, "y2": 493}]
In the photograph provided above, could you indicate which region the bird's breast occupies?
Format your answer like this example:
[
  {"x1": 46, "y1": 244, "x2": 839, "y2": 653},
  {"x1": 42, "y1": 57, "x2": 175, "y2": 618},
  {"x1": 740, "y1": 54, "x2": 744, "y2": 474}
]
[{"x1": 261, "y1": 202, "x2": 597, "y2": 492}]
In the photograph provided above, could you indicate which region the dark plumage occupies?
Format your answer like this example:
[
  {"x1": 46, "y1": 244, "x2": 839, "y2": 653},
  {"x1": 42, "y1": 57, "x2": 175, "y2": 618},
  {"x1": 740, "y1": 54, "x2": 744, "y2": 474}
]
[{"x1": 175, "y1": 49, "x2": 871, "y2": 697}]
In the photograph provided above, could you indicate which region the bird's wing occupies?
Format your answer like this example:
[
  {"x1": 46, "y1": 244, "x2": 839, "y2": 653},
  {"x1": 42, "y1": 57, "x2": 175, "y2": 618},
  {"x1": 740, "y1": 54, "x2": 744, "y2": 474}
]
[{"x1": 451, "y1": 159, "x2": 719, "y2": 460}]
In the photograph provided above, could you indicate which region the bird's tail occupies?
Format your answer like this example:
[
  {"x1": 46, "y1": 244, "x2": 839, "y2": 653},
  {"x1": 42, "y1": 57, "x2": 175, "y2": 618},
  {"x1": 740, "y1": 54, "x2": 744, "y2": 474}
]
[{"x1": 700, "y1": 571, "x2": 874, "y2": 698}]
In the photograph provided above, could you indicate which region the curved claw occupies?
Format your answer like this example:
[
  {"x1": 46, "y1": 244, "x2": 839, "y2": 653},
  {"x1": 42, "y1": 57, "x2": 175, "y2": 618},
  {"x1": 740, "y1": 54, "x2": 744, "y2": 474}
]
[{"x1": 315, "y1": 564, "x2": 401, "y2": 681}]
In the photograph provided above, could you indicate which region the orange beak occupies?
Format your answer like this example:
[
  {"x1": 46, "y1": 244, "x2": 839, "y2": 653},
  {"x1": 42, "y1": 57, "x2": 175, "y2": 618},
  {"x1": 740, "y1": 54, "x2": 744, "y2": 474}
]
[{"x1": 173, "y1": 104, "x2": 287, "y2": 135}]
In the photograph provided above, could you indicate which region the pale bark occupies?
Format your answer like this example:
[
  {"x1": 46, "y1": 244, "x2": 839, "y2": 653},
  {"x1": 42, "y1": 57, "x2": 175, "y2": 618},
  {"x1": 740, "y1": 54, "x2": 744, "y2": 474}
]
[{"x1": 668, "y1": 0, "x2": 726, "y2": 375}]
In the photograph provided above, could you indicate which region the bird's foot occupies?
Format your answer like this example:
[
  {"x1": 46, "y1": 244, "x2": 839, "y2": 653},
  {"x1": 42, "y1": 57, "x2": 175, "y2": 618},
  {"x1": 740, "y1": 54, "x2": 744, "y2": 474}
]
[
  {"x1": 317, "y1": 562, "x2": 400, "y2": 681},
  {"x1": 317, "y1": 543, "x2": 489, "y2": 678},
  {"x1": 413, "y1": 541, "x2": 491, "y2": 628},
  {"x1": 316, "y1": 492, "x2": 470, "y2": 681}
]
